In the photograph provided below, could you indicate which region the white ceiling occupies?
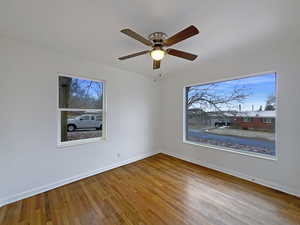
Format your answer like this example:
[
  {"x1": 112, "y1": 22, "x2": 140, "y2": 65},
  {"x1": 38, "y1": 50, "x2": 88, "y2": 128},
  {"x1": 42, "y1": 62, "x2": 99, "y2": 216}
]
[{"x1": 0, "y1": 0, "x2": 299, "y2": 77}]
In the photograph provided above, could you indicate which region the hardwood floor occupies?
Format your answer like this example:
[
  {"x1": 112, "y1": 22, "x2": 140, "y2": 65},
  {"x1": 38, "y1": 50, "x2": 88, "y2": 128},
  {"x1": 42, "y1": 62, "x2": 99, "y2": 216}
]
[{"x1": 1, "y1": 153, "x2": 300, "y2": 225}]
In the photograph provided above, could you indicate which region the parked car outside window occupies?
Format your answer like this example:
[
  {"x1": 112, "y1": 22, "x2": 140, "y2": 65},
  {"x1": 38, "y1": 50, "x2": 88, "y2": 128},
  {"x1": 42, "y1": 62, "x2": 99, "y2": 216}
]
[{"x1": 67, "y1": 114, "x2": 102, "y2": 132}]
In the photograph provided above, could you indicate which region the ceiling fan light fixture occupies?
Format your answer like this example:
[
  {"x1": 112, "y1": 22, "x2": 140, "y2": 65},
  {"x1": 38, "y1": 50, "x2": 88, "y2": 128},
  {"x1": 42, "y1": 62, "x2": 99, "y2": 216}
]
[{"x1": 150, "y1": 49, "x2": 165, "y2": 61}]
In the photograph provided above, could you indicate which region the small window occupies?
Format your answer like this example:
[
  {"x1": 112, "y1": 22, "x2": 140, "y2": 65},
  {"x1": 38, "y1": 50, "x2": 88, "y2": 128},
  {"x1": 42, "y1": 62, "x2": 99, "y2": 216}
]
[
  {"x1": 184, "y1": 73, "x2": 276, "y2": 158},
  {"x1": 262, "y1": 118, "x2": 273, "y2": 124},
  {"x1": 80, "y1": 115, "x2": 90, "y2": 120},
  {"x1": 58, "y1": 74, "x2": 105, "y2": 146},
  {"x1": 243, "y1": 117, "x2": 253, "y2": 123}
]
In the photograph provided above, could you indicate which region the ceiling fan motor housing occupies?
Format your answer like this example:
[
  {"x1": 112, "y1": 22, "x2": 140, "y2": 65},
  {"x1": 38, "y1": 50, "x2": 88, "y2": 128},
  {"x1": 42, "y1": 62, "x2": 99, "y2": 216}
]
[{"x1": 148, "y1": 32, "x2": 168, "y2": 47}]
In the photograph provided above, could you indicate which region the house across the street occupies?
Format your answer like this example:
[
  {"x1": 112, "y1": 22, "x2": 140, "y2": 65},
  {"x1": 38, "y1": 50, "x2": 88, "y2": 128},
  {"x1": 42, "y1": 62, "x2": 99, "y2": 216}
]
[
  {"x1": 187, "y1": 109, "x2": 276, "y2": 132},
  {"x1": 233, "y1": 111, "x2": 275, "y2": 131}
]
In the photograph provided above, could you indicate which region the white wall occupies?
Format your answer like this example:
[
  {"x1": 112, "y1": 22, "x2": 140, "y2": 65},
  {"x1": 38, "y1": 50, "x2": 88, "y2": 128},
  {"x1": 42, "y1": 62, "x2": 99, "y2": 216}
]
[
  {"x1": 160, "y1": 34, "x2": 300, "y2": 196},
  {"x1": 0, "y1": 37, "x2": 160, "y2": 205}
]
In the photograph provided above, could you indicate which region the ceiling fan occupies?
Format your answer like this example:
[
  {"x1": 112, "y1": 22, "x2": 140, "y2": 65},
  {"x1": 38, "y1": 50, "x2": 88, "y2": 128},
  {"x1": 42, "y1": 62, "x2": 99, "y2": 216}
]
[{"x1": 118, "y1": 25, "x2": 199, "y2": 70}]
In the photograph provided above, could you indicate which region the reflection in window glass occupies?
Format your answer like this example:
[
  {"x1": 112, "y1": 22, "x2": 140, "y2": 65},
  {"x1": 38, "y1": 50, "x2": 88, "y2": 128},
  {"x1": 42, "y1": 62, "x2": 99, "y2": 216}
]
[{"x1": 185, "y1": 73, "x2": 276, "y2": 157}]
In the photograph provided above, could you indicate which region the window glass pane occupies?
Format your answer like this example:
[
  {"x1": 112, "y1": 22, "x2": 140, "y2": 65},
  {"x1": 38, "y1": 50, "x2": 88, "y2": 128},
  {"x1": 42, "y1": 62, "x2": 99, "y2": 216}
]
[
  {"x1": 60, "y1": 111, "x2": 103, "y2": 142},
  {"x1": 186, "y1": 73, "x2": 276, "y2": 157},
  {"x1": 59, "y1": 76, "x2": 103, "y2": 109}
]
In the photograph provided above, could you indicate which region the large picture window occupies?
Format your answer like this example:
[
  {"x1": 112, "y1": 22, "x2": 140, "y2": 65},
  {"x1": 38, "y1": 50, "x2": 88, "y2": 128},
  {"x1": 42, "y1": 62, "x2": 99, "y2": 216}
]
[
  {"x1": 184, "y1": 73, "x2": 276, "y2": 158},
  {"x1": 58, "y1": 74, "x2": 105, "y2": 146}
]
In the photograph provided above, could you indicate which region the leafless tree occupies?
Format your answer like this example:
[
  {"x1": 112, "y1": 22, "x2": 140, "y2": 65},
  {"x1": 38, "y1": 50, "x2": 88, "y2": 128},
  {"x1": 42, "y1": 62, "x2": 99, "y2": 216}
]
[
  {"x1": 67, "y1": 79, "x2": 103, "y2": 109},
  {"x1": 186, "y1": 83, "x2": 251, "y2": 113}
]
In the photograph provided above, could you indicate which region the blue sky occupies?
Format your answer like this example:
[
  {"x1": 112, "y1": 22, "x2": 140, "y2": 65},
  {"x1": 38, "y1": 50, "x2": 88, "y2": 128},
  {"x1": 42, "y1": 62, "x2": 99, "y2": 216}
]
[{"x1": 189, "y1": 73, "x2": 276, "y2": 111}]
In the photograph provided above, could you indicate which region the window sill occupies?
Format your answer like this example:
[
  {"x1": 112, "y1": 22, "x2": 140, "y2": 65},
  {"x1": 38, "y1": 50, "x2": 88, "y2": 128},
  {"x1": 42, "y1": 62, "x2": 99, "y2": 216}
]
[
  {"x1": 183, "y1": 140, "x2": 277, "y2": 161},
  {"x1": 57, "y1": 137, "x2": 106, "y2": 148}
]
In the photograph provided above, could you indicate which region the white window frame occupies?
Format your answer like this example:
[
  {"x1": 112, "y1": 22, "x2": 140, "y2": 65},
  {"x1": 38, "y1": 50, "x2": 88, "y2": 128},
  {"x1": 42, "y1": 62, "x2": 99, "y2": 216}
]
[
  {"x1": 182, "y1": 71, "x2": 278, "y2": 161},
  {"x1": 57, "y1": 73, "x2": 106, "y2": 147}
]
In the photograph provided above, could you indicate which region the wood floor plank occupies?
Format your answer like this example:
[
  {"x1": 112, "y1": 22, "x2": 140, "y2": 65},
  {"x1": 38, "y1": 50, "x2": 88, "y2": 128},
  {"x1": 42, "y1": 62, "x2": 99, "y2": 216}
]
[{"x1": 1, "y1": 153, "x2": 300, "y2": 225}]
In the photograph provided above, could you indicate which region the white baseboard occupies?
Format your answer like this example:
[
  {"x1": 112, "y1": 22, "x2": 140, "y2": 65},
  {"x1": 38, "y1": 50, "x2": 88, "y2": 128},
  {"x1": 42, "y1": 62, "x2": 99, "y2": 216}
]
[
  {"x1": 164, "y1": 151, "x2": 300, "y2": 198},
  {"x1": 0, "y1": 151, "x2": 156, "y2": 207}
]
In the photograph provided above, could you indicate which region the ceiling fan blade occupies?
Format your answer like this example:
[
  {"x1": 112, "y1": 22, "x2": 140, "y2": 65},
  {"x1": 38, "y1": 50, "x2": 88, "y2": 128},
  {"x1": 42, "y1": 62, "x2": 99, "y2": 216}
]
[
  {"x1": 164, "y1": 25, "x2": 199, "y2": 47},
  {"x1": 153, "y1": 60, "x2": 161, "y2": 70},
  {"x1": 167, "y1": 49, "x2": 198, "y2": 61},
  {"x1": 121, "y1": 29, "x2": 153, "y2": 46},
  {"x1": 118, "y1": 50, "x2": 149, "y2": 60}
]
